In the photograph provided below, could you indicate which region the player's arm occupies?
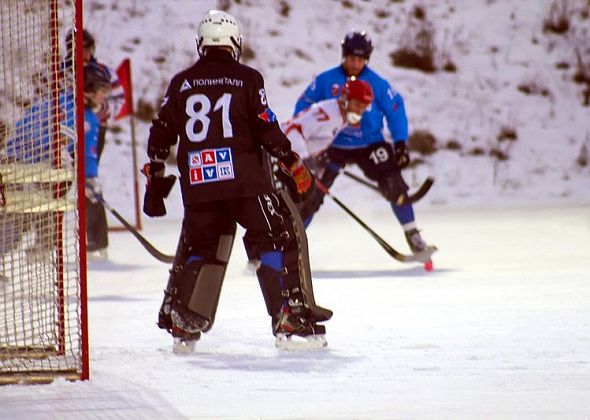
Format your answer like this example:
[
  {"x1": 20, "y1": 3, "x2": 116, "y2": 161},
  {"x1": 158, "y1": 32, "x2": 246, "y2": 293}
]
[
  {"x1": 293, "y1": 77, "x2": 322, "y2": 116},
  {"x1": 282, "y1": 121, "x2": 309, "y2": 160},
  {"x1": 377, "y1": 81, "x2": 410, "y2": 168},
  {"x1": 5, "y1": 106, "x2": 38, "y2": 161},
  {"x1": 284, "y1": 103, "x2": 337, "y2": 160},
  {"x1": 144, "y1": 82, "x2": 179, "y2": 217},
  {"x1": 147, "y1": 83, "x2": 179, "y2": 163},
  {"x1": 250, "y1": 74, "x2": 312, "y2": 196},
  {"x1": 378, "y1": 82, "x2": 408, "y2": 142}
]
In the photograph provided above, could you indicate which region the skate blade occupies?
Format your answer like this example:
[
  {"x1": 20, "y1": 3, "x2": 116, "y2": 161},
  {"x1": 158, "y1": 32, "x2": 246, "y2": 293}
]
[
  {"x1": 411, "y1": 245, "x2": 437, "y2": 263},
  {"x1": 275, "y1": 333, "x2": 327, "y2": 351},
  {"x1": 86, "y1": 250, "x2": 108, "y2": 261},
  {"x1": 26, "y1": 248, "x2": 53, "y2": 263},
  {"x1": 173, "y1": 338, "x2": 196, "y2": 354},
  {"x1": 243, "y1": 259, "x2": 261, "y2": 275}
]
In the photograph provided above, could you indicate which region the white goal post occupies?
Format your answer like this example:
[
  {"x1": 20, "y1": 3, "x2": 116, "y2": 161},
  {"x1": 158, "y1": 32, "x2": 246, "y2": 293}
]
[{"x1": 0, "y1": 0, "x2": 88, "y2": 383}]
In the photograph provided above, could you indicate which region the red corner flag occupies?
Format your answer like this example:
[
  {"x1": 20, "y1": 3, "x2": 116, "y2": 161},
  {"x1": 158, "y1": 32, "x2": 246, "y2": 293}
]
[{"x1": 115, "y1": 58, "x2": 134, "y2": 120}]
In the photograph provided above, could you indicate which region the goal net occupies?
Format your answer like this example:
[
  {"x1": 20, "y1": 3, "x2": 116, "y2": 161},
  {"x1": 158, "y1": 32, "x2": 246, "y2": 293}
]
[{"x1": 0, "y1": 0, "x2": 88, "y2": 383}]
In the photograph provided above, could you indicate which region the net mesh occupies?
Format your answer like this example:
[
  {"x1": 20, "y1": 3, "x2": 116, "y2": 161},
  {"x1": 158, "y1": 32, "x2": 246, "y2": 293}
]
[{"x1": 0, "y1": 0, "x2": 84, "y2": 382}]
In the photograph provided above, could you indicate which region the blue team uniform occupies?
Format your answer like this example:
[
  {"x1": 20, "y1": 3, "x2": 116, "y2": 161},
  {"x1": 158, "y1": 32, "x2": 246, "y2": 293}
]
[
  {"x1": 7, "y1": 91, "x2": 99, "y2": 180},
  {"x1": 293, "y1": 64, "x2": 417, "y2": 228},
  {"x1": 6, "y1": 91, "x2": 75, "y2": 163},
  {"x1": 293, "y1": 65, "x2": 408, "y2": 148},
  {"x1": 81, "y1": 105, "x2": 108, "y2": 252},
  {"x1": 82, "y1": 108, "x2": 100, "y2": 178}
]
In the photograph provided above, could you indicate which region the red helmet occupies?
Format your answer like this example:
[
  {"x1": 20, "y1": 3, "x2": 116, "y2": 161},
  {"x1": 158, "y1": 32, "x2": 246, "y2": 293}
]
[{"x1": 340, "y1": 79, "x2": 373, "y2": 106}]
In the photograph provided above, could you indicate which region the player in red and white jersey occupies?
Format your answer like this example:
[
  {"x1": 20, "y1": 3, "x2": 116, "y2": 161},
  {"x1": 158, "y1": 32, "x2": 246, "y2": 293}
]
[{"x1": 282, "y1": 78, "x2": 374, "y2": 161}]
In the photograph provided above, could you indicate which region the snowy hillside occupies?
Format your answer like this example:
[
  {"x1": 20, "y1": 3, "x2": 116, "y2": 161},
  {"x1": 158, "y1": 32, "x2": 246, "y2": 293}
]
[{"x1": 84, "y1": 0, "x2": 590, "y2": 216}]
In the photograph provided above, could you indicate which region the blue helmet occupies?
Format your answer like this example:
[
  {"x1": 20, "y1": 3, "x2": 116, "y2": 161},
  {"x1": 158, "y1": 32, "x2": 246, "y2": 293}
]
[
  {"x1": 65, "y1": 29, "x2": 95, "y2": 55},
  {"x1": 83, "y1": 63, "x2": 110, "y2": 93},
  {"x1": 341, "y1": 31, "x2": 373, "y2": 59}
]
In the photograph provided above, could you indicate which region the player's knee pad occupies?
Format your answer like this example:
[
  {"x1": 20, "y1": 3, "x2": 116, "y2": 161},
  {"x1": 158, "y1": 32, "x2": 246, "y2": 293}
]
[{"x1": 378, "y1": 174, "x2": 409, "y2": 204}]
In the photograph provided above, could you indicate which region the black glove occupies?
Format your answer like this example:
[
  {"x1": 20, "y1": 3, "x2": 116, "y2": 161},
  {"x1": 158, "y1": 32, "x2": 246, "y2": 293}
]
[
  {"x1": 142, "y1": 161, "x2": 176, "y2": 217},
  {"x1": 394, "y1": 141, "x2": 410, "y2": 169}
]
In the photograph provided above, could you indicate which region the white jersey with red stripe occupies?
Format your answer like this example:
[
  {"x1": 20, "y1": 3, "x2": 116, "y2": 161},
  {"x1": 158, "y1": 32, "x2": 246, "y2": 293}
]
[{"x1": 281, "y1": 98, "x2": 346, "y2": 160}]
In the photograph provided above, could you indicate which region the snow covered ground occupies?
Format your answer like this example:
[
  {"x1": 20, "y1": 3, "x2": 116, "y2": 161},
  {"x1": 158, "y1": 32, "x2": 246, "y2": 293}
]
[
  {"x1": 89, "y1": 0, "x2": 590, "y2": 222},
  {"x1": 1, "y1": 201, "x2": 589, "y2": 419}
]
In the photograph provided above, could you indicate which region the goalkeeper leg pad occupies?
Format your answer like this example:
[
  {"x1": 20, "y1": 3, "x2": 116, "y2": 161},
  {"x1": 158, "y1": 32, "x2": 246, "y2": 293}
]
[
  {"x1": 181, "y1": 262, "x2": 225, "y2": 332},
  {"x1": 173, "y1": 233, "x2": 234, "y2": 332}
]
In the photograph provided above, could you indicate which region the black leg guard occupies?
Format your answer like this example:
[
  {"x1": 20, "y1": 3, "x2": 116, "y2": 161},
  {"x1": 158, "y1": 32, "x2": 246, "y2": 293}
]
[
  {"x1": 278, "y1": 190, "x2": 333, "y2": 322},
  {"x1": 256, "y1": 264, "x2": 328, "y2": 338},
  {"x1": 173, "y1": 260, "x2": 226, "y2": 333},
  {"x1": 256, "y1": 264, "x2": 308, "y2": 316},
  {"x1": 157, "y1": 228, "x2": 235, "y2": 337},
  {"x1": 256, "y1": 264, "x2": 289, "y2": 318},
  {"x1": 157, "y1": 228, "x2": 191, "y2": 333}
]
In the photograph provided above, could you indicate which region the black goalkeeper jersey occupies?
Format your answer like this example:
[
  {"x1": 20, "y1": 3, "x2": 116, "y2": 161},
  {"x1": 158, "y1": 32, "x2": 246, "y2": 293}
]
[{"x1": 147, "y1": 49, "x2": 294, "y2": 205}]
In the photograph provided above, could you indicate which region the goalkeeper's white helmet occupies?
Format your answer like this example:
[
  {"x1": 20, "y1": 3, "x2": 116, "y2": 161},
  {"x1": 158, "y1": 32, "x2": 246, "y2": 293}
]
[{"x1": 197, "y1": 10, "x2": 242, "y2": 60}]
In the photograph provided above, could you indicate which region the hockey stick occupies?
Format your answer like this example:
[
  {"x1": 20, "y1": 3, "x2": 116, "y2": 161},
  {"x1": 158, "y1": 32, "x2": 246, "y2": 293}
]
[
  {"x1": 86, "y1": 185, "x2": 175, "y2": 263},
  {"x1": 314, "y1": 179, "x2": 436, "y2": 263},
  {"x1": 342, "y1": 170, "x2": 434, "y2": 205}
]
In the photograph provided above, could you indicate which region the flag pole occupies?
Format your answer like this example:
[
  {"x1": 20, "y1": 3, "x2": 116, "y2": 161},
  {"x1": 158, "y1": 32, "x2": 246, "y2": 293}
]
[
  {"x1": 126, "y1": 60, "x2": 142, "y2": 231},
  {"x1": 114, "y1": 58, "x2": 142, "y2": 231}
]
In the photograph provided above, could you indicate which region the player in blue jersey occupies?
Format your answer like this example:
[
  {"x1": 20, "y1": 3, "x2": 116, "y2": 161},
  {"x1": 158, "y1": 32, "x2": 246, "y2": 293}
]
[
  {"x1": 81, "y1": 64, "x2": 111, "y2": 260},
  {"x1": 294, "y1": 31, "x2": 432, "y2": 255},
  {"x1": 6, "y1": 90, "x2": 74, "y2": 164},
  {"x1": 64, "y1": 29, "x2": 124, "y2": 161},
  {"x1": 3, "y1": 74, "x2": 76, "y2": 262}
]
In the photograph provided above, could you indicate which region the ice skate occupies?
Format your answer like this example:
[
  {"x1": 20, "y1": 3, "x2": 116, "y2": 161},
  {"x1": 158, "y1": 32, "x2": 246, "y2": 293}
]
[
  {"x1": 26, "y1": 244, "x2": 53, "y2": 263},
  {"x1": 170, "y1": 307, "x2": 203, "y2": 354},
  {"x1": 273, "y1": 307, "x2": 327, "y2": 350},
  {"x1": 172, "y1": 336, "x2": 199, "y2": 354},
  {"x1": 87, "y1": 248, "x2": 108, "y2": 261},
  {"x1": 243, "y1": 258, "x2": 260, "y2": 275},
  {"x1": 404, "y1": 228, "x2": 437, "y2": 268},
  {"x1": 171, "y1": 305, "x2": 210, "y2": 335},
  {"x1": 404, "y1": 228, "x2": 428, "y2": 254}
]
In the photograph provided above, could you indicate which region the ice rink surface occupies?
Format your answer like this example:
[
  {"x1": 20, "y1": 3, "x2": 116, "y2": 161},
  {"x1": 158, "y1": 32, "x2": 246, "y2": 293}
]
[{"x1": 1, "y1": 203, "x2": 589, "y2": 419}]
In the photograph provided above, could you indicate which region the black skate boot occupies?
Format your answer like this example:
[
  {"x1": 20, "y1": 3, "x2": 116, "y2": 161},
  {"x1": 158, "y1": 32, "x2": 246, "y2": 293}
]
[
  {"x1": 170, "y1": 305, "x2": 208, "y2": 354},
  {"x1": 157, "y1": 290, "x2": 173, "y2": 333},
  {"x1": 171, "y1": 305, "x2": 210, "y2": 335},
  {"x1": 273, "y1": 306, "x2": 327, "y2": 350}
]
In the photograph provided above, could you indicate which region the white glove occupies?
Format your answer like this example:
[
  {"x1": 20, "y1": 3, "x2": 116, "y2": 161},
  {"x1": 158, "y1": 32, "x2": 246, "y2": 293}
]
[{"x1": 85, "y1": 177, "x2": 101, "y2": 203}]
